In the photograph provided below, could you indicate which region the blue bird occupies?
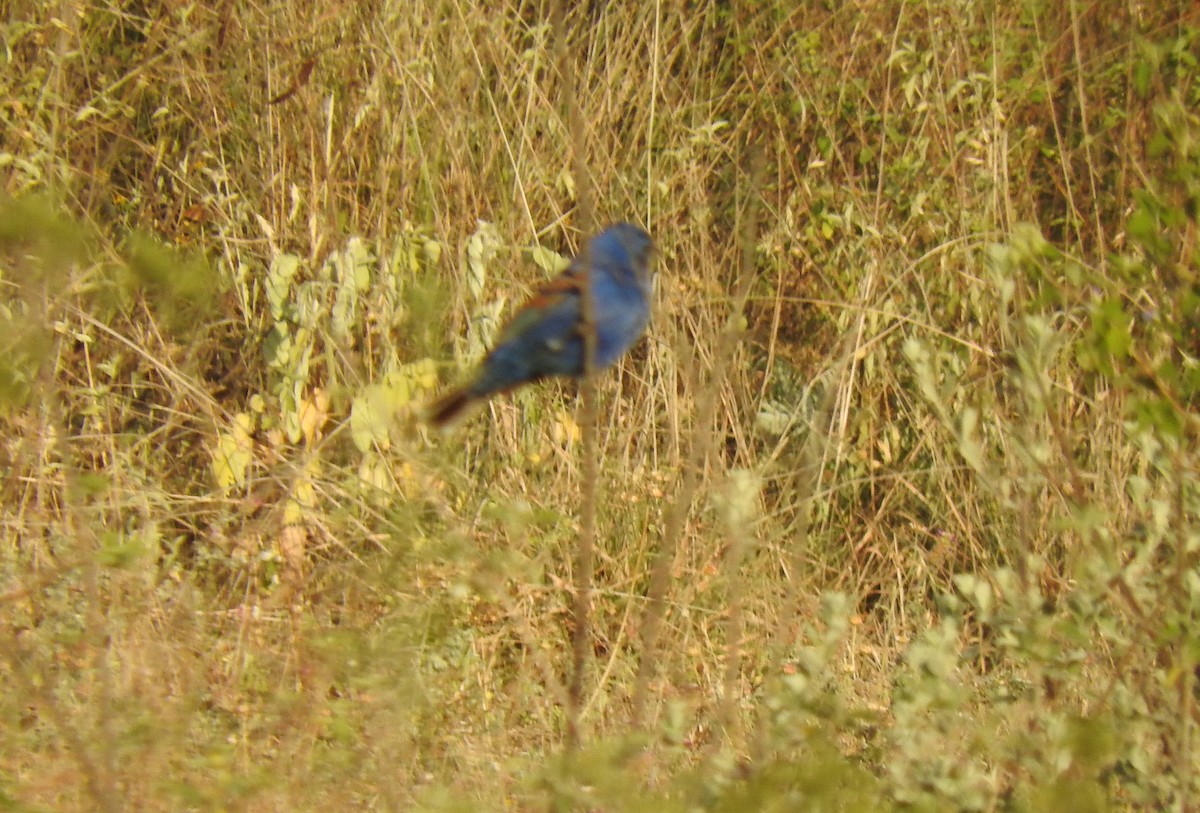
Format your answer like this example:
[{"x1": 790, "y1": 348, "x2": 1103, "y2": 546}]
[{"x1": 427, "y1": 222, "x2": 654, "y2": 427}]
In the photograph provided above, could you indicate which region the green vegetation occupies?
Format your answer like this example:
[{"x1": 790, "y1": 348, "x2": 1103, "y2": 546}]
[{"x1": 2, "y1": 1, "x2": 1198, "y2": 809}]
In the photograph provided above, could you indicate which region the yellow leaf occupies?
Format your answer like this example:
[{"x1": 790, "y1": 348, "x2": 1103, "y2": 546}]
[
  {"x1": 212, "y1": 413, "x2": 255, "y2": 492},
  {"x1": 550, "y1": 410, "x2": 580, "y2": 445},
  {"x1": 297, "y1": 388, "x2": 330, "y2": 444},
  {"x1": 422, "y1": 238, "x2": 443, "y2": 266}
]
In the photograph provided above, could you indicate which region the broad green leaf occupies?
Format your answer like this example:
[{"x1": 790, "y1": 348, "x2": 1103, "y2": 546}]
[
  {"x1": 267, "y1": 253, "x2": 302, "y2": 320},
  {"x1": 350, "y1": 386, "x2": 389, "y2": 453},
  {"x1": 529, "y1": 244, "x2": 569, "y2": 274}
]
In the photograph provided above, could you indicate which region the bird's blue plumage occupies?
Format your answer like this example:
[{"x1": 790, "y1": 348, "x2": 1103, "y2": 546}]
[{"x1": 428, "y1": 223, "x2": 654, "y2": 427}]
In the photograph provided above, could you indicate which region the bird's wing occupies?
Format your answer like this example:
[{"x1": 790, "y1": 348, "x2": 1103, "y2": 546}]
[{"x1": 493, "y1": 266, "x2": 583, "y2": 344}]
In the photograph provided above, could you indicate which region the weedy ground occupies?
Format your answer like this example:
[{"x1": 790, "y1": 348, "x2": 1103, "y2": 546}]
[{"x1": 2, "y1": 1, "x2": 1199, "y2": 810}]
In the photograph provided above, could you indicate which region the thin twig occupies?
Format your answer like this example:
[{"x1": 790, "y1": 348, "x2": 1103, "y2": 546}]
[
  {"x1": 552, "y1": 0, "x2": 598, "y2": 752},
  {"x1": 631, "y1": 146, "x2": 766, "y2": 728}
]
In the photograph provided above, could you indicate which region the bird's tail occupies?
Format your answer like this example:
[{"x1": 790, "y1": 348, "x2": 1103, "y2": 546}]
[{"x1": 425, "y1": 386, "x2": 481, "y2": 429}]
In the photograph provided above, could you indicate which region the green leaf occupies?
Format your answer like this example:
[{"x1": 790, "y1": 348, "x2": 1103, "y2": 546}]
[
  {"x1": 1132, "y1": 59, "x2": 1153, "y2": 97},
  {"x1": 957, "y1": 406, "x2": 986, "y2": 473},
  {"x1": 331, "y1": 238, "x2": 373, "y2": 341},
  {"x1": 266, "y1": 253, "x2": 302, "y2": 321},
  {"x1": 466, "y1": 221, "x2": 501, "y2": 301},
  {"x1": 68, "y1": 471, "x2": 110, "y2": 500},
  {"x1": 953, "y1": 573, "x2": 993, "y2": 616},
  {"x1": 124, "y1": 232, "x2": 220, "y2": 334},
  {"x1": 528, "y1": 244, "x2": 569, "y2": 274},
  {"x1": 1130, "y1": 394, "x2": 1183, "y2": 440},
  {"x1": 350, "y1": 381, "x2": 407, "y2": 453},
  {"x1": 98, "y1": 530, "x2": 152, "y2": 569},
  {"x1": 1083, "y1": 297, "x2": 1132, "y2": 377}
]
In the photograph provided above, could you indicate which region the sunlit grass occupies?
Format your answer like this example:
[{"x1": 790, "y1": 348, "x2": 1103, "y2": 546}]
[{"x1": 1, "y1": 1, "x2": 1197, "y2": 810}]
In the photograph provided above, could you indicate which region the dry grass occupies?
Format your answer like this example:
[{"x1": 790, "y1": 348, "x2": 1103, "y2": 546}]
[{"x1": 2, "y1": 0, "x2": 1199, "y2": 810}]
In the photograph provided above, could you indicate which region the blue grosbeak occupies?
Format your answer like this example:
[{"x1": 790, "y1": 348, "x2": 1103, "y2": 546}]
[{"x1": 427, "y1": 222, "x2": 654, "y2": 427}]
